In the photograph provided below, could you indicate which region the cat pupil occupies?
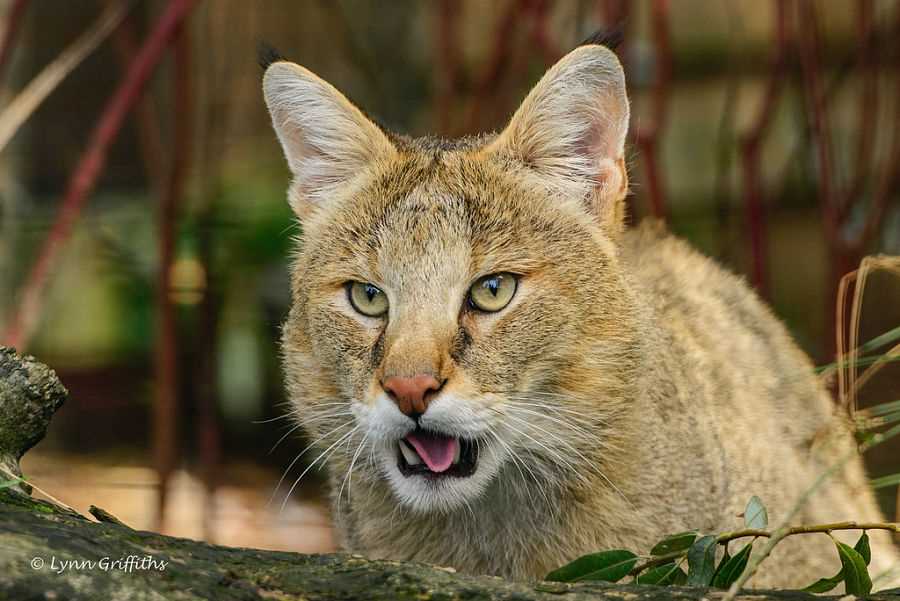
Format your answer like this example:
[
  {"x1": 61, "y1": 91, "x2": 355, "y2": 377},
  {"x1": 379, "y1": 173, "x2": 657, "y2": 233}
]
[
  {"x1": 487, "y1": 278, "x2": 499, "y2": 296},
  {"x1": 365, "y1": 285, "x2": 378, "y2": 302}
]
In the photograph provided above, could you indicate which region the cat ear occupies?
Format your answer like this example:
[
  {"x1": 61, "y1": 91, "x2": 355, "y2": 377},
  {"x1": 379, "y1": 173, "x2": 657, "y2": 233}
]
[
  {"x1": 263, "y1": 61, "x2": 396, "y2": 219},
  {"x1": 486, "y1": 45, "x2": 630, "y2": 235}
]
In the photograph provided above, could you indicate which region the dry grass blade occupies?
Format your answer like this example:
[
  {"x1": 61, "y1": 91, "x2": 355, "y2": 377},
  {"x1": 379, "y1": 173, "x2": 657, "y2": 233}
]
[
  {"x1": 721, "y1": 254, "x2": 900, "y2": 599},
  {"x1": 833, "y1": 255, "x2": 900, "y2": 414},
  {"x1": 0, "y1": 0, "x2": 132, "y2": 153}
]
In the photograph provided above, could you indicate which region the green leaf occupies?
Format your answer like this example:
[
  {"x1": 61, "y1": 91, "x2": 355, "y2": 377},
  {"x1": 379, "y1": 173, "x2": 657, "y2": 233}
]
[
  {"x1": 744, "y1": 496, "x2": 768, "y2": 529},
  {"x1": 636, "y1": 563, "x2": 687, "y2": 585},
  {"x1": 854, "y1": 532, "x2": 871, "y2": 565},
  {"x1": 857, "y1": 325, "x2": 900, "y2": 356},
  {"x1": 711, "y1": 543, "x2": 752, "y2": 589},
  {"x1": 803, "y1": 533, "x2": 873, "y2": 593},
  {"x1": 803, "y1": 573, "x2": 844, "y2": 593},
  {"x1": 0, "y1": 478, "x2": 22, "y2": 490},
  {"x1": 868, "y1": 399, "x2": 900, "y2": 417},
  {"x1": 871, "y1": 473, "x2": 900, "y2": 489},
  {"x1": 873, "y1": 412, "x2": 900, "y2": 429},
  {"x1": 836, "y1": 541, "x2": 872, "y2": 595},
  {"x1": 650, "y1": 532, "x2": 698, "y2": 556},
  {"x1": 686, "y1": 535, "x2": 718, "y2": 586},
  {"x1": 815, "y1": 354, "x2": 900, "y2": 373},
  {"x1": 545, "y1": 550, "x2": 638, "y2": 583}
]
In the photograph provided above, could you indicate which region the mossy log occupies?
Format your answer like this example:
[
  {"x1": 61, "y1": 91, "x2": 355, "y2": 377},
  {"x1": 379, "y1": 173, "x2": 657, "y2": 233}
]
[
  {"x1": 2, "y1": 498, "x2": 898, "y2": 601},
  {"x1": 1, "y1": 347, "x2": 899, "y2": 600}
]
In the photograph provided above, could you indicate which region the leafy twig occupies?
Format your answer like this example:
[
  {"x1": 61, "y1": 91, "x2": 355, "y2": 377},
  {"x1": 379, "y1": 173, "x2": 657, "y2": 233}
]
[
  {"x1": 717, "y1": 522, "x2": 900, "y2": 542},
  {"x1": 721, "y1": 423, "x2": 900, "y2": 600}
]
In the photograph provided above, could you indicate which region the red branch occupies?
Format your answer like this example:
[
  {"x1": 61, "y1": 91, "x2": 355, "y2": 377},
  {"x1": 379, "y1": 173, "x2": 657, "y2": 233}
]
[
  {"x1": 857, "y1": 4, "x2": 900, "y2": 249},
  {"x1": 739, "y1": 0, "x2": 790, "y2": 298},
  {"x1": 3, "y1": 0, "x2": 199, "y2": 350},
  {"x1": 528, "y1": 0, "x2": 560, "y2": 65},
  {"x1": 111, "y1": 5, "x2": 166, "y2": 195},
  {"x1": 634, "y1": 0, "x2": 672, "y2": 221},
  {"x1": 464, "y1": 0, "x2": 523, "y2": 133},
  {"x1": 434, "y1": 0, "x2": 461, "y2": 136},
  {"x1": 841, "y1": 0, "x2": 877, "y2": 223},
  {"x1": 798, "y1": 1, "x2": 839, "y2": 248},
  {"x1": 0, "y1": 0, "x2": 28, "y2": 82},
  {"x1": 153, "y1": 21, "x2": 192, "y2": 533}
]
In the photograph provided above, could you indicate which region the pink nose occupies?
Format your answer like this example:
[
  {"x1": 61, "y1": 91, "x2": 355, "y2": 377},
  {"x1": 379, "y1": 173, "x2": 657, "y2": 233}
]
[{"x1": 382, "y1": 374, "x2": 441, "y2": 416}]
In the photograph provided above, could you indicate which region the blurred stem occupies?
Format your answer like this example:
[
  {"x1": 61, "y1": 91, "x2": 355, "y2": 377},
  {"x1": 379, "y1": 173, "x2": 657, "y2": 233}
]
[
  {"x1": 0, "y1": 0, "x2": 28, "y2": 82},
  {"x1": 0, "y1": 0, "x2": 131, "y2": 153},
  {"x1": 153, "y1": 13, "x2": 193, "y2": 533},
  {"x1": 109, "y1": 1, "x2": 166, "y2": 196},
  {"x1": 2, "y1": 0, "x2": 199, "y2": 350}
]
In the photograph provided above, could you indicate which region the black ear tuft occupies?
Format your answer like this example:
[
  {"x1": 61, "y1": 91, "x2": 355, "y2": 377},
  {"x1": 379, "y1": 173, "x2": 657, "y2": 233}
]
[
  {"x1": 258, "y1": 41, "x2": 286, "y2": 71},
  {"x1": 579, "y1": 25, "x2": 625, "y2": 51}
]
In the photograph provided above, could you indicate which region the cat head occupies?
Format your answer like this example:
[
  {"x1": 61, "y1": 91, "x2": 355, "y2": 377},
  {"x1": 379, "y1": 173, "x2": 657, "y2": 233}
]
[{"x1": 264, "y1": 44, "x2": 640, "y2": 514}]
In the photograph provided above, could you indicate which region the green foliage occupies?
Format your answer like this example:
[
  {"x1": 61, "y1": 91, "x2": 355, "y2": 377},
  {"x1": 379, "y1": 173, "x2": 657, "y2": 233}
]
[
  {"x1": 544, "y1": 550, "x2": 637, "y2": 583},
  {"x1": 802, "y1": 573, "x2": 844, "y2": 593},
  {"x1": 636, "y1": 563, "x2": 687, "y2": 585},
  {"x1": 0, "y1": 478, "x2": 23, "y2": 490},
  {"x1": 711, "y1": 544, "x2": 752, "y2": 589},
  {"x1": 544, "y1": 498, "x2": 887, "y2": 593},
  {"x1": 650, "y1": 532, "x2": 697, "y2": 555},
  {"x1": 743, "y1": 496, "x2": 768, "y2": 529},
  {"x1": 802, "y1": 533, "x2": 872, "y2": 594},
  {"x1": 836, "y1": 540, "x2": 872, "y2": 595},
  {"x1": 856, "y1": 324, "x2": 900, "y2": 356},
  {"x1": 686, "y1": 535, "x2": 718, "y2": 586}
]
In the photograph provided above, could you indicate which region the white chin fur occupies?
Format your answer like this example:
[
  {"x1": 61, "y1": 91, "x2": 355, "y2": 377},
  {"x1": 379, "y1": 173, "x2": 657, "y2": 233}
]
[{"x1": 380, "y1": 441, "x2": 501, "y2": 514}]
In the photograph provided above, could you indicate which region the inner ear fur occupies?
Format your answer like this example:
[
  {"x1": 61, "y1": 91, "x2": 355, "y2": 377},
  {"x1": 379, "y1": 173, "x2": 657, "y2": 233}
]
[
  {"x1": 485, "y1": 44, "x2": 631, "y2": 236},
  {"x1": 262, "y1": 61, "x2": 397, "y2": 220}
]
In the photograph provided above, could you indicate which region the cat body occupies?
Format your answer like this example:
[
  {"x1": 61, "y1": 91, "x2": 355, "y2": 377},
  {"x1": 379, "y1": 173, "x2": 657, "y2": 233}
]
[{"x1": 263, "y1": 43, "x2": 899, "y2": 588}]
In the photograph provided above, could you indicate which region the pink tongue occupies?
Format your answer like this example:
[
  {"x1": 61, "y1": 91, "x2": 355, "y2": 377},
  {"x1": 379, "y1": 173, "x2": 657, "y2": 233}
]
[{"x1": 404, "y1": 431, "x2": 458, "y2": 473}]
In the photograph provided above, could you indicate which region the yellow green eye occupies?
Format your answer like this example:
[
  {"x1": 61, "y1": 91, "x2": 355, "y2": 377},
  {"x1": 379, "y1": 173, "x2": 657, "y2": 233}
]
[
  {"x1": 348, "y1": 282, "x2": 388, "y2": 317},
  {"x1": 468, "y1": 273, "x2": 517, "y2": 312}
]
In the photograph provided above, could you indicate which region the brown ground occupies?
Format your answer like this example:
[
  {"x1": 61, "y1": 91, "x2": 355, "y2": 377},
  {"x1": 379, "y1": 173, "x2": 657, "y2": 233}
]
[{"x1": 19, "y1": 451, "x2": 336, "y2": 553}]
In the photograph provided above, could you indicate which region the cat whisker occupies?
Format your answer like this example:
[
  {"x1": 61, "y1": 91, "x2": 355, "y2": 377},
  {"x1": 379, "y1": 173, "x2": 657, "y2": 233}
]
[
  {"x1": 498, "y1": 410, "x2": 631, "y2": 508},
  {"x1": 253, "y1": 412, "x2": 298, "y2": 425},
  {"x1": 500, "y1": 402, "x2": 625, "y2": 454},
  {"x1": 280, "y1": 424, "x2": 360, "y2": 513},
  {"x1": 268, "y1": 419, "x2": 354, "y2": 508},
  {"x1": 495, "y1": 413, "x2": 593, "y2": 489},
  {"x1": 502, "y1": 405, "x2": 602, "y2": 442},
  {"x1": 337, "y1": 430, "x2": 369, "y2": 512},
  {"x1": 268, "y1": 410, "x2": 355, "y2": 455},
  {"x1": 485, "y1": 423, "x2": 558, "y2": 508}
]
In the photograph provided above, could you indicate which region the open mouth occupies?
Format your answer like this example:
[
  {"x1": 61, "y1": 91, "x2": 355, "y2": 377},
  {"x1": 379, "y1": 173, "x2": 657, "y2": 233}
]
[{"x1": 397, "y1": 429, "x2": 478, "y2": 478}]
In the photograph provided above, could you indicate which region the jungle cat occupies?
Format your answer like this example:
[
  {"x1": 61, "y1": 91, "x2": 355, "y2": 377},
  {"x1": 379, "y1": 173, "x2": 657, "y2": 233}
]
[{"x1": 261, "y1": 43, "x2": 899, "y2": 588}]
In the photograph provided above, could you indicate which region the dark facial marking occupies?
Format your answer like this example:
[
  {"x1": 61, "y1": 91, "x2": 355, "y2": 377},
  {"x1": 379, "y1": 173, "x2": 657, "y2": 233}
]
[{"x1": 450, "y1": 326, "x2": 473, "y2": 364}]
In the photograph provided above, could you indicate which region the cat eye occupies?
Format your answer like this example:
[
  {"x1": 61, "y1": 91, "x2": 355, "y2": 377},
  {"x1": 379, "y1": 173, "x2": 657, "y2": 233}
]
[
  {"x1": 348, "y1": 282, "x2": 389, "y2": 317},
  {"x1": 468, "y1": 273, "x2": 517, "y2": 313}
]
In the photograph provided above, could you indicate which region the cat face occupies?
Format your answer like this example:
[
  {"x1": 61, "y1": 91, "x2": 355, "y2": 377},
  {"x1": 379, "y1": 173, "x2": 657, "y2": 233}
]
[{"x1": 266, "y1": 45, "x2": 639, "y2": 513}]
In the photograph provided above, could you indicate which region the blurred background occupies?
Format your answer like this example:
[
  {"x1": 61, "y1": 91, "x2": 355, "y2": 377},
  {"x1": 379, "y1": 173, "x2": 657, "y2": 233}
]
[{"x1": 0, "y1": 0, "x2": 898, "y2": 553}]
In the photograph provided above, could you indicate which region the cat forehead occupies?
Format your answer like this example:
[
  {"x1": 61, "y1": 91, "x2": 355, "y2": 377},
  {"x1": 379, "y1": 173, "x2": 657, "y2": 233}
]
[{"x1": 301, "y1": 149, "x2": 590, "y2": 278}]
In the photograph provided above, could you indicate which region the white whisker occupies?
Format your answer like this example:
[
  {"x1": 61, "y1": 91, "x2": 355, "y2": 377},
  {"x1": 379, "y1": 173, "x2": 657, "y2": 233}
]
[
  {"x1": 268, "y1": 419, "x2": 354, "y2": 508},
  {"x1": 281, "y1": 425, "x2": 360, "y2": 512}
]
